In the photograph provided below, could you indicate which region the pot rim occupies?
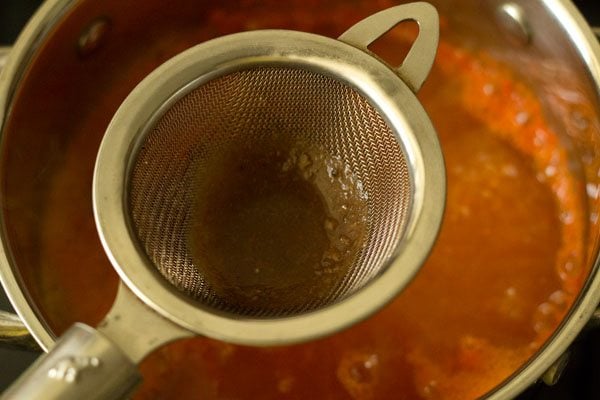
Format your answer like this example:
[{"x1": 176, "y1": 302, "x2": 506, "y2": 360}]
[
  {"x1": 486, "y1": 0, "x2": 600, "y2": 398},
  {"x1": 0, "y1": 0, "x2": 599, "y2": 398},
  {"x1": 0, "y1": 0, "x2": 74, "y2": 352}
]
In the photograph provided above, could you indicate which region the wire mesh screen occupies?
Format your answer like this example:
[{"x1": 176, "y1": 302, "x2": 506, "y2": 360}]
[{"x1": 129, "y1": 66, "x2": 412, "y2": 318}]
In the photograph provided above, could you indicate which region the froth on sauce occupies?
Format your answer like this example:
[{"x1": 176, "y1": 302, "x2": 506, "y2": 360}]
[{"x1": 188, "y1": 139, "x2": 368, "y2": 312}]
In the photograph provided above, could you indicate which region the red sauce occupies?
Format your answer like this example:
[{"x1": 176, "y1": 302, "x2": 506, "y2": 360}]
[{"x1": 2, "y1": 1, "x2": 589, "y2": 399}]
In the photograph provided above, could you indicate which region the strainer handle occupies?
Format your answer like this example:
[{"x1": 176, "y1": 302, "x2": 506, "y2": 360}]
[
  {"x1": 338, "y1": 1, "x2": 439, "y2": 93},
  {"x1": 3, "y1": 284, "x2": 194, "y2": 399},
  {"x1": 1, "y1": 323, "x2": 141, "y2": 399}
]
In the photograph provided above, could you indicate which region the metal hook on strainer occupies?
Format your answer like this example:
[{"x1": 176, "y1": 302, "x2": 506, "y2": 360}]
[{"x1": 4, "y1": 3, "x2": 444, "y2": 399}]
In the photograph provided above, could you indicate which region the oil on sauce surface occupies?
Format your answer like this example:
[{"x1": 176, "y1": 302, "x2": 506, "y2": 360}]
[{"x1": 19, "y1": 2, "x2": 587, "y2": 399}]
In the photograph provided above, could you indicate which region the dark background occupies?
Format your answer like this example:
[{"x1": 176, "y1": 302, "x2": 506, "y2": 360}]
[
  {"x1": 0, "y1": 1, "x2": 598, "y2": 45},
  {"x1": 0, "y1": 0, "x2": 599, "y2": 398}
]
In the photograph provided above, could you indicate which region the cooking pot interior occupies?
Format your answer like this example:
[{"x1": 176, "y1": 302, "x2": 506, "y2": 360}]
[{"x1": 1, "y1": 0, "x2": 600, "y2": 398}]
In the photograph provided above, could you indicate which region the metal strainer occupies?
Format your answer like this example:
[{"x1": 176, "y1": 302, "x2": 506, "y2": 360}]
[
  {"x1": 5, "y1": 3, "x2": 444, "y2": 399},
  {"x1": 129, "y1": 66, "x2": 411, "y2": 318}
]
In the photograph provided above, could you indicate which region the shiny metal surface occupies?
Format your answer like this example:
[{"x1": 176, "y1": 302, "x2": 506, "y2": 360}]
[
  {"x1": 0, "y1": 0, "x2": 75, "y2": 352},
  {"x1": 338, "y1": 2, "x2": 439, "y2": 92},
  {"x1": 0, "y1": 48, "x2": 10, "y2": 69},
  {"x1": 0, "y1": 48, "x2": 35, "y2": 353},
  {"x1": 540, "y1": 350, "x2": 571, "y2": 386},
  {"x1": 97, "y1": 284, "x2": 191, "y2": 364},
  {"x1": 0, "y1": 311, "x2": 37, "y2": 352},
  {"x1": 2, "y1": 323, "x2": 140, "y2": 400},
  {"x1": 495, "y1": 2, "x2": 532, "y2": 46},
  {"x1": 0, "y1": 46, "x2": 39, "y2": 355}
]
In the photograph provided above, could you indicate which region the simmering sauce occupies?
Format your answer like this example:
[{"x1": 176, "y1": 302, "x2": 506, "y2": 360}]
[{"x1": 2, "y1": 0, "x2": 590, "y2": 399}]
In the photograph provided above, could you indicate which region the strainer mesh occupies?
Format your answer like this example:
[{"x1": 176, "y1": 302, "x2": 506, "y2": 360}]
[{"x1": 129, "y1": 67, "x2": 411, "y2": 317}]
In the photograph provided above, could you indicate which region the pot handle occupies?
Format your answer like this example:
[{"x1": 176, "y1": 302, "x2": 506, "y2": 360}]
[
  {"x1": 0, "y1": 46, "x2": 40, "y2": 353},
  {"x1": 0, "y1": 310, "x2": 39, "y2": 351},
  {"x1": 0, "y1": 46, "x2": 10, "y2": 69}
]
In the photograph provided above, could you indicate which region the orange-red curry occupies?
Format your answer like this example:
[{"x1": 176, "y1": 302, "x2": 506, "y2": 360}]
[{"x1": 4, "y1": 0, "x2": 587, "y2": 399}]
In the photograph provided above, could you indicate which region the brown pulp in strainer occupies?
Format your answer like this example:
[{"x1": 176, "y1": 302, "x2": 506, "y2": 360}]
[{"x1": 188, "y1": 139, "x2": 368, "y2": 312}]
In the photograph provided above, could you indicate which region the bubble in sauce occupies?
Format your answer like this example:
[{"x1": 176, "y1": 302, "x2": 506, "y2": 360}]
[
  {"x1": 557, "y1": 255, "x2": 584, "y2": 290},
  {"x1": 533, "y1": 301, "x2": 560, "y2": 335},
  {"x1": 277, "y1": 376, "x2": 295, "y2": 394},
  {"x1": 337, "y1": 351, "x2": 380, "y2": 399},
  {"x1": 419, "y1": 380, "x2": 440, "y2": 400}
]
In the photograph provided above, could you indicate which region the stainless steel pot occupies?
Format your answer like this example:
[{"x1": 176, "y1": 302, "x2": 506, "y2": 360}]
[{"x1": 1, "y1": 0, "x2": 599, "y2": 399}]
